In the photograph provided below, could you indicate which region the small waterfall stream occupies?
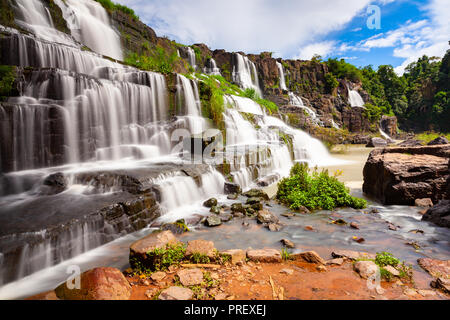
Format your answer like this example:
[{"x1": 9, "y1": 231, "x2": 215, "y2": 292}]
[
  {"x1": 276, "y1": 61, "x2": 288, "y2": 91},
  {"x1": 348, "y1": 89, "x2": 365, "y2": 107},
  {"x1": 232, "y1": 53, "x2": 262, "y2": 97}
]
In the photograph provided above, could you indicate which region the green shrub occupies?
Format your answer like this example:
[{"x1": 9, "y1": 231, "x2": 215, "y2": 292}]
[
  {"x1": 124, "y1": 45, "x2": 179, "y2": 74},
  {"x1": 146, "y1": 243, "x2": 186, "y2": 271},
  {"x1": 276, "y1": 163, "x2": 367, "y2": 211},
  {"x1": 241, "y1": 88, "x2": 279, "y2": 114},
  {"x1": 375, "y1": 251, "x2": 400, "y2": 267},
  {"x1": 0, "y1": 65, "x2": 15, "y2": 101},
  {"x1": 94, "y1": 0, "x2": 139, "y2": 20}
]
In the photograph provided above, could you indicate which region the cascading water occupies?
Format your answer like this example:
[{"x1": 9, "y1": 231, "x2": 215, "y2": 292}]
[
  {"x1": 176, "y1": 74, "x2": 206, "y2": 135},
  {"x1": 204, "y1": 58, "x2": 221, "y2": 75},
  {"x1": 348, "y1": 89, "x2": 365, "y2": 107},
  {"x1": 276, "y1": 62, "x2": 288, "y2": 91},
  {"x1": 54, "y1": 0, "x2": 123, "y2": 60},
  {"x1": 186, "y1": 47, "x2": 197, "y2": 69},
  {"x1": 288, "y1": 92, "x2": 323, "y2": 126},
  {"x1": 232, "y1": 53, "x2": 262, "y2": 97}
]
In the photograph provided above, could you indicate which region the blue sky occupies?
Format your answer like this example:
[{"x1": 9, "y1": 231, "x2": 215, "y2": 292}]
[{"x1": 116, "y1": 0, "x2": 449, "y2": 74}]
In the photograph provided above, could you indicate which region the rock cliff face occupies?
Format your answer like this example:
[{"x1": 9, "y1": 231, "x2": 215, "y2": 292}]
[{"x1": 363, "y1": 145, "x2": 450, "y2": 205}]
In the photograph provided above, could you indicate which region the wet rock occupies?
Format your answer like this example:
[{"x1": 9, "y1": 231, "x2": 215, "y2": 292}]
[
  {"x1": 150, "y1": 271, "x2": 166, "y2": 282},
  {"x1": 55, "y1": 267, "x2": 131, "y2": 300},
  {"x1": 209, "y1": 206, "x2": 221, "y2": 215},
  {"x1": 384, "y1": 265, "x2": 400, "y2": 277},
  {"x1": 281, "y1": 212, "x2": 295, "y2": 218},
  {"x1": 221, "y1": 249, "x2": 246, "y2": 265},
  {"x1": 408, "y1": 229, "x2": 424, "y2": 234},
  {"x1": 224, "y1": 182, "x2": 241, "y2": 195},
  {"x1": 280, "y1": 239, "x2": 295, "y2": 248},
  {"x1": 250, "y1": 202, "x2": 263, "y2": 211},
  {"x1": 422, "y1": 200, "x2": 450, "y2": 228},
  {"x1": 370, "y1": 208, "x2": 380, "y2": 214},
  {"x1": 428, "y1": 136, "x2": 449, "y2": 145},
  {"x1": 354, "y1": 261, "x2": 378, "y2": 279},
  {"x1": 243, "y1": 189, "x2": 270, "y2": 200},
  {"x1": 415, "y1": 198, "x2": 433, "y2": 208},
  {"x1": 231, "y1": 203, "x2": 245, "y2": 214},
  {"x1": 184, "y1": 214, "x2": 205, "y2": 226},
  {"x1": 293, "y1": 251, "x2": 325, "y2": 265},
  {"x1": 203, "y1": 198, "x2": 218, "y2": 208},
  {"x1": 246, "y1": 197, "x2": 262, "y2": 205},
  {"x1": 256, "y1": 174, "x2": 280, "y2": 187},
  {"x1": 204, "y1": 215, "x2": 222, "y2": 227},
  {"x1": 298, "y1": 206, "x2": 311, "y2": 214},
  {"x1": 363, "y1": 145, "x2": 450, "y2": 205},
  {"x1": 397, "y1": 139, "x2": 423, "y2": 147},
  {"x1": 268, "y1": 223, "x2": 283, "y2": 232},
  {"x1": 332, "y1": 250, "x2": 375, "y2": 261},
  {"x1": 256, "y1": 209, "x2": 279, "y2": 224},
  {"x1": 185, "y1": 239, "x2": 216, "y2": 259},
  {"x1": 350, "y1": 222, "x2": 359, "y2": 229},
  {"x1": 332, "y1": 219, "x2": 347, "y2": 225},
  {"x1": 247, "y1": 249, "x2": 282, "y2": 263},
  {"x1": 304, "y1": 225, "x2": 315, "y2": 231},
  {"x1": 219, "y1": 212, "x2": 233, "y2": 222},
  {"x1": 431, "y1": 277, "x2": 450, "y2": 294},
  {"x1": 40, "y1": 172, "x2": 68, "y2": 195},
  {"x1": 417, "y1": 258, "x2": 450, "y2": 278},
  {"x1": 159, "y1": 286, "x2": 193, "y2": 300},
  {"x1": 326, "y1": 258, "x2": 344, "y2": 266},
  {"x1": 388, "y1": 223, "x2": 398, "y2": 231},
  {"x1": 130, "y1": 231, "x2": 180, "y2": 270},
  {"x1": 227, "y1": 194, "x2": 238, "y2": 200},
  {"x1": 353, "y1": 236, "x2": 365, "y2": 243},
  {"x1": 160, "y1": 219, "x2": 189, "y2": 234},
  {"x1": 366, "y1": 137, "x2": 387, "y2": 148},
  {"x1": 177, "y1": 268, "x2": 204, "y2": 286}
]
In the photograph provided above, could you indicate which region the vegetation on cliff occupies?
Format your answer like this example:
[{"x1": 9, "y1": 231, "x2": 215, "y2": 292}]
[
  {"x1": 0, "y1": 65, "x2": 15, "y2": 101},
  {"x1": 277, "y1": 163, "x2": 367, "y2": 211},
  {"x1": 94, "y1": 0, "x2": 139, "y2": 20}
]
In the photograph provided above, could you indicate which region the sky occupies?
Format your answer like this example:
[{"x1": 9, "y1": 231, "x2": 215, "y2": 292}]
[{"x1": 116, "y1": 0, "x2": 450, "y2": 74}]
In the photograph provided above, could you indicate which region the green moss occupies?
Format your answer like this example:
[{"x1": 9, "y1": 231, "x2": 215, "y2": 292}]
[
  {"x1": 124, "y1": 45, "x2": 179, "y2": 74},
  {"x1": 0, "y1": 0, "x2": 16, "y2": 28},
  {"x1": 0, "y1": 65, "x2": 16, "y2": 101},
  {"x1": 145, "y1": 243, "x2": 186, "y2": 271},
  {"x1": 94, "y1": 0, "x2": 139, "y2": 20}
]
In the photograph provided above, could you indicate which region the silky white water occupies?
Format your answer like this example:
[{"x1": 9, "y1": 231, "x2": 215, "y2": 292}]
[
  {"x1": 276, "y1": 62, "x2": 288, "y2": 91},
  {"x1": 232, "y1": 53, "x2": 262, "y2": 97},
  {"x1": 348, "y1": 89, "x2": 365, "y2": 107}
]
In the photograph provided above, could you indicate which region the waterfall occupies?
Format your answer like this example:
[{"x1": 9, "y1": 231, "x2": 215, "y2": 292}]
[
  {"x1": 232, "y1": 53, "x2": 262, "y2": 97},
  {"x1": 176, "y1": 74, "x2": 206, "y2": 135},
  {"x1": 204, "y1": 58, "x2": 221, "y2": 76},
  {"x1": 55, "y1": 0, "x2": 123, "y2": 61},
  {"x1": 348, "y1": 89, "x2": 365, "y2": 107},
  {"x1": 288, "y1": 92, "x2": 323, "y2": 126},
  {"x1": 186, "y1": 47, "x2": 197, "y2": 69},
  {"x1": 1, "y1": 69, "x2": 170, "y2": 172},
  {"x1": 12, "y1": 0, "x2": 74, "y2": 45},
  {"x1": 276, "y1": 62, "x2": 287, "y2": 91}
]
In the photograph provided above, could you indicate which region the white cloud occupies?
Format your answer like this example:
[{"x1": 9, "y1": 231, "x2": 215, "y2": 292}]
[
  {"x1": 116, "y1": 0, "x2": 372, "y2": 58},
  {"x1": 295, "y1": 41, "x2": 337, "y2": 60}
]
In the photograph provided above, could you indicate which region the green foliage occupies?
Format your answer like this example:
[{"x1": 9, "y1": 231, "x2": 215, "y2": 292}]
[
  {"x1": 124, "y1": 45, "x2": 179, "y2": 74},
  {"x1": 241, "y1": 88, "x2": 279, "y2": 114},
  {"x1": 190, "y1": 253, "x2": 210, "y2": 264},
  {"x1": 146, "y1": 243, "x2": 186, "y2": 271},
  {"x1": 326, "y1": 58, "x2": 362, "y2": 83},
  {"x1": 94, "y1": 0, "x2": 139, "y2": 20},
  {"x1": 281, "y1": 248, "x2": 293, "y2": 261},
  {"x1": 415, "y1": 131, "x2": 450, "y2": 143},
  {"x1": 0, "y1": 65, "x2": 15, "y2": 101},
  {"x1": 324, "y1": 73, "x2": 339, "y2": 94},
  {"x1": 277, "y1": 163, "x2": 367, "y2": 211},
  {"x1": 375, "y1": 252, "x2": 400, "y2": 267}
]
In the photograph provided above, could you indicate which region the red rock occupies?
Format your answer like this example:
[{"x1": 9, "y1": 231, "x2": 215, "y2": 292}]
[
  {"x1": 185, "y1": 239, "x2": 216, "y2": 258},
  {"x1": 247, "y1": 249, "x2": 282, "y2": 263},
  {"x1": 292, "y1": 251, "x2": 325, "y2": 265},
  {"x1": 55, "y1": 267, "x2": 131, "y2": 300}
]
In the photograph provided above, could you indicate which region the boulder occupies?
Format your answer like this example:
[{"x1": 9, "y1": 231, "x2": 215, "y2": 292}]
[
  {"x1": 397, "y1": 139, "x2": 423, "y2": 147},
  {"x1": 268, "y1": 223, "x2": 283, "y2": 232},
  {"x1": 366, "y1": 137, "x2": 387, "y2": 148},
  {"x1": 243, "y1": 189, "x2": 270, "y2": 200},
  {"x1": 363, "y1": 145, "x2": 450, "y2": 205},
  {"x1": 224, "y1": 182, "x2": 241, "y2": 195},
  {"x1": 204, "y1": 215, "x2": 222, "y2": 227},
  {"x1": 422, "y1": 200, "x2": 450, "y2": 228},
  {"x1": 203, "y1": 198, "x2": 218, "y2": 208},
  {"x1": 414, "y1": 198, "x2": 433, "y2": 208},
  {"x1": 160, "y1": 219, "x2": 189, "y2": 234},
  {"x1": 159, "y1": 286, "x2": 193, "y2": 300},
  {"x1": 185, "y1": 240, "x2": 216, "y2": 258},
  {"x1": 353, "y1": 261, "x2": 378, "y2": 279},
  {"x1": 247, "y1": 249, "x2": 282, "y2": 263},
  {"x1": 331, "y1": 250, "x2": 376, "y2": 261},
  {"x1": 428, "y1": 136, "x2": 449, "y2": 146},
  {"x1": 280, "y1": 239, "x2": 295, "y2": 248},
  {"x1": 55, "y1": 267, "x2": 131, "y2": 300},
  {"x1": 220, "y1": 249, "x2": 246, "y2": 265},
  {"x1": 231, "y1": 203, "x2": 245, "y2": 214},
  {"x1": 256, "y1": 209, "x2": 279, "y2": 224},
  {"x1": 384, "y1": 265, "x2": 400, "y2": 277},
  {"x1": 246, "y1": 197, "x2": 261, "y2": 205},
  {"x1": 129, "y1": 230, "x2": 179, "y2": 270},
  {"x1": 40, "y1": 172, "x2": 68, "y2": 195},
  {"x1": 176, "y1": 268, "x2": 204, "y2": 286},
  {"x1": 326, "y1": 258, "x2": 344, "y2": 266},
  {"x1": 292, "y1": 251, "x2": 325, "y2": 265},
  {"x1": 150, "y1": 272, "x2": 166, "y2": 282},
  {"x1": 431, "y1": 278, "x2": 450, "y2": 294},
  {"x1": 417, "y1": 258, "x2": 450, "y2": 278}
]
